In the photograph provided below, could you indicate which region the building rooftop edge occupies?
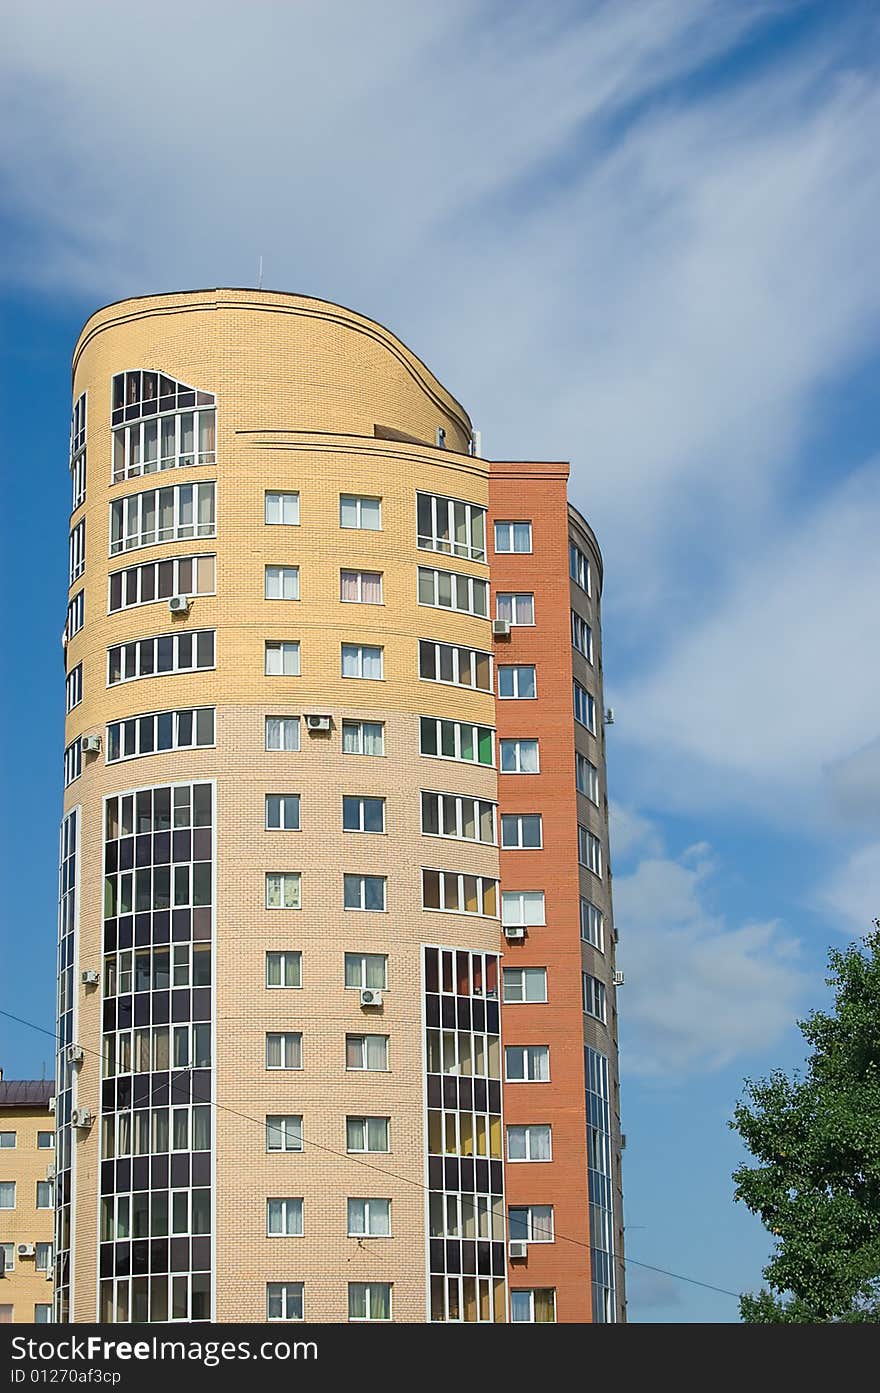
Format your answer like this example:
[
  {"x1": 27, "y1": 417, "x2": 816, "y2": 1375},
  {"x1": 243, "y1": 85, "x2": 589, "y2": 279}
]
[{"x1": 0, "y1": 1080, "x2": 54, "y2": 1108}]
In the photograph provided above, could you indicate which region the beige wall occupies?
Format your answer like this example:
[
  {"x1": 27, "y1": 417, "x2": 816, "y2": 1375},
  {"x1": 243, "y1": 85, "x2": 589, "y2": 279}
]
[{"x1": 0, "y1": 1108, "x2": 55, "y2": 1322}]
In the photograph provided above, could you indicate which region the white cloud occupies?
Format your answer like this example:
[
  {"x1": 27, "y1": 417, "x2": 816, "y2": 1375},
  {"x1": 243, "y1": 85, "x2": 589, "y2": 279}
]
[
  {"x1": 615, "y1": 838, "x2": 806, "y2": 1078},
  {"x1": 609, "y1": 802, "x2": 664, "y2": 862},
  {"x1": 819, "y1": 842, "x2": 880, "y2": 934},
  {"x1": 825, "y1": 738, "x2": 880, "y2": 826}
]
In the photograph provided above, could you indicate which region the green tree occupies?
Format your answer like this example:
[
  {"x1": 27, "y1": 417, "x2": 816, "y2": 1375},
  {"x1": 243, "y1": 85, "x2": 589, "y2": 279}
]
[{"x1": 731, "y1": 926, "x2": 880, "y2": 1322}]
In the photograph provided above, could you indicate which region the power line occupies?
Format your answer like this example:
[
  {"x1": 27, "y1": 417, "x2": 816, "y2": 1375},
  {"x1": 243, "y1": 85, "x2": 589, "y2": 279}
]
[{"x1": 1, "y1": 1005, "x2": 741, "y2": 1303}]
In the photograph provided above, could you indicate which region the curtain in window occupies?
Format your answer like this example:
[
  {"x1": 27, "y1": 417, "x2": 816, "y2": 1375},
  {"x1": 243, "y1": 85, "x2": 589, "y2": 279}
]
[
  {"x1": 341, "y1": 645, "x2": 359, "y2": 677},
  {"x1": 342, "y1": 723, "x2": 359, "y2": 753},
  {"x1": 361, "y1": 572, "x2": 382, "y2": 604},
  {"x1": 365, "y1": 1036, "x2": 386, "y2": 1070},
  {"x1": 534, "y1": 1289, "x2": 555, "y2": 1322},
  {"x1": 362, "y1": 647, "x2": 382, "y2": 679},
  {"x1": 369, "y1": 1284, "x2": 390, "y2": 1318},
  {"x1": 340, "y1": 571, "x2": 360, "y2": 601}
]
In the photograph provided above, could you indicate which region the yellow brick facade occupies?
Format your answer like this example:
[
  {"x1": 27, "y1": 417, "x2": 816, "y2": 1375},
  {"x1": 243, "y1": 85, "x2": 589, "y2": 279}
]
[{"x1": 0, "y1": 1101, "x2": 56, "y2": 1323}]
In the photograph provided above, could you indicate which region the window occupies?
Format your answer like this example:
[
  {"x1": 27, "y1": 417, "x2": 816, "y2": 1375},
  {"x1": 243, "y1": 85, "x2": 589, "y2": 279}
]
[
  {"x1": 107, "y1": 630, "x2": 215, "y2": 685},
  {"x1": 341, "y1": 644, "x2": 383, "y2": 679},
  {"x1": 581, "y1": 898, "x2": 605, "y2": 952},
  {"x1": 421, "y1": 792, "x2": 495, "y2": 844},
  {"x1": 343, "y1": 797, "x2": 385, "y2": 833},
  {"x1": 346, "y1": 1035, "x2": 388, "y2": 1071},
  {"x1": 109, "y1": 481, "x2": 215, "y2": 555},
  {"x1": 70, "y1": 392, "x2": 86, "y2": 511},
  {"x1": 340, "y1": 495, "x2": 381, "y2": 530},
  {"x1": 36, "y1": 1133, "x2": 54, "y2": 1150},
  {"x1": 498, "y1": 665, "x2": 536, "y2": 699},
  {"x1": 266, "y1": 795, "x2": 301, "y2": 831},
  {"x1": 348, "y1": 1282, "x2": 392, "y2": 1321},
  {"x1": 267, "y1": 1198, "x2": 303, "y2": 1236},
  {"x1": 585, "y1": 1045, "x2": 616, "y2": 1322},
  {"x1": 265, "y1": 642, "x2": 300, "y2": 676},
  {"x1": 583, "y1": 974, "x2": 607, "y2": 1023},
  {"x1": 0, "y1": 1244, "x2": 13, "y2": 1272},
  {"x1": 65, "y1": 590, "x2": 85, "y2": 640},
  {"x1": 570, "y1": 540, "x2": 591, "y2": 593},
  {"x1": 0, "y1": 1135, "x2": 14, "y2": 1149},
  {"x1": 264, "y1": 1119, "x2": 302, "y2": 1153},
  {"x1": 419, "y1": 640, "x2": 491, "y2": 692},
  {"x1": 419, "y1": 717, "x2": 493, "y2": 766},
  {"x1": 111, "y1": 371, "x2": 215, "y2": 480},
  {"x1": 578, "y1": 827, "x2": 603, "y2": 877},
  {"x1": 417, "y1": 492, "x2": 485, "y2": 561},
  {"x1": 106, "y1": 706, "x2": 215, "y2": 763},
  {"x1": 576, "y1": 753, "x2": 599, "y2": 804},
  {"x1": 496, "y1": 593, "x2": 534, "y2": 626},
  {"x1": 108, "y1": 553, "x2": 216, "y2": 612},
  {"x1": 35, "y1": 1243, "x2": 53, "y2": 1272},
  {"x1": 266, "y1": 1033, "x2": 302, "y2": 1070},
  {"x1": 507, "y1": 1124, "x2": 552, "y2": 1162},
  {"x1": 265, "y1": 566, "x2": 300, "y2": 601},
  {"x1": 265, "y1": 492, "x2": 300, "y2": 526},
  {"x1": 574, "y1": 680, "x2": 596, "y2": 732},
  {"x1": 343, "y1": 875, "x2": 386, "y2": 911},
  {"x1": 505, "y1": 1046, "x2": 550, "y2": 1082},
  {"x1": 417, "y1": 567, "x2": 488, "y2": 618},
  {"x1": 342, "y1": 720, "x2": 384, "y2": 756},
  {"x1": 344, "y1": 954, "x2": 387, "y2": 990},
  {"x1": 69, "y1": 519, "x2": 85, "y2": 583},
  {"x1": 34, "y1": 1305, "x2": 53, "y2": 1324},
  {"x1": 265, "y1": 717, "x2": 300, "y2": 751},
  {"x1": 266, "y1": 873, "x2": 301, "y2": 909},
  {"x1": 509, "y1": 1206, "x2": 554, "y2": 1243},
  {"x1": 494, "y1": 520, "x2": 532, "y2": 553},
  {"x1": 266, "y1": 952, "x2": 302, "y2": 988},
  {"x1": 340, "y1": 570, "x2": 383, "y2": 604},
  {"x1": 499, "y1": 738, "x2": 539, "y2": 774},
  {"x1": 503, "y1": 967, "x2": 547, "y2": 1003},
  {"x1": 500, "y1": 813, "x2": 542, "y2": 849},
  {"x1": 347, "y1": 1198, "x2": 391, "y2": 1237},
  {"x1": 267, "y1": 1283, "x2": 303, "y2": 1321},
  {"x1": 64, "y1": 739, "x2": 82, "y2": 786},
  {"x1": 421, "y1": 869, "x2": 498, "y2": 917},
  {"x1": 501, "y1": 891, "x2": 545, "y2": 927},
  {"x1": 346, "y1": 1117, "x2": 389, "y2": 1153},
  {"x1": 510, "y1": 1289, "x2": 556, "y2": 1322},
  {"x1": 571, "y1": 611, "x2": 593, "y2": 661},
  {"x1": 36, "y1": 1182, "x2": 52, "y2": 1209}
]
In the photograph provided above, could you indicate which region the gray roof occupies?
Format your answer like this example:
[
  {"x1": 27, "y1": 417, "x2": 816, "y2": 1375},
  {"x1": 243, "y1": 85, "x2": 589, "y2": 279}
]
[{"x1": 0, "y1": 1080, "x2": 54, "y2": 1109}]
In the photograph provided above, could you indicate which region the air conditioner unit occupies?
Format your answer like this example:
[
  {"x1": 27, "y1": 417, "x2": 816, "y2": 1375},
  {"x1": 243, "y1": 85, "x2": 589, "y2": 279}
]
[
  {"x1": 46, "y1": 1270, "x2": 54, "y2": 1281},
  {"x1": 604, "y1": 707, "x2": 615, "y2": 725},
  {"x1": 503, "y1": 926, "x2": 526, "y2": 942},
  {"x1": 359, "y1": 989, "x2": 383, "y2": 1008},
  {"x1": 305, "y1": 714, "x2": 331, "y2": 732},
  {"x1": 80, "y1": 734, "x2": 101, "y2": 755},
  {"x1": 67, "y1": 1045, "x2": 84, "y2": 1065},
  {"x1": 17, "y1": 1244, "x2": 35, "y2": 1258},
  {"x1": 47, "y1": 1097, "x2": 55, "y2": 1114},
  {"x1": 169, "y1": 595, "x2": 191, "y2": 614},
  {"x1": 613, "y1": 971, "x2": 625, "y2": 987},
  {"x1": 492, "y1": 619, "x2": 511, "y2": 637},
  {"x1": 508, "y1": 1241, "x2": 528, "y2": 1259},
  {"x1": 70, "y1": 1109, "x2": 92, "y2": 1130},
  {"x1": 46, "y1": 1165, "x2": 56, "y2": 1181},
  {"x1": 620, "y1": 1134, "x2": 627, "y2": 1151},
  {"x1": 81, "y1": 969, "x2": 99, "y2": 987}
]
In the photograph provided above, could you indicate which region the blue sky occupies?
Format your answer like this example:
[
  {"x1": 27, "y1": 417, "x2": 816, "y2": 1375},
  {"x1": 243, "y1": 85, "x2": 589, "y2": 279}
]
[{"x1": 2, "y1": 0, "x2": 880, "y2": 1322}]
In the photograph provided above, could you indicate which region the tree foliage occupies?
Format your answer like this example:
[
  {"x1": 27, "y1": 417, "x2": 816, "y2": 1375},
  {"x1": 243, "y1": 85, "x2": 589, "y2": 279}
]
[{"x1": 731, "y1": 927, "x2": 880, "y2": 1322}]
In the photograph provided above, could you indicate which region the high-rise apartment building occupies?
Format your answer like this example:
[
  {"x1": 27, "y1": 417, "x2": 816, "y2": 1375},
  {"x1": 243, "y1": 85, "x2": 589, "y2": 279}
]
[
  {"x1": 57, "y1": 290, "x2": 624, "y2": 1324},
  {"x1": 0, "y1": 1076, "x2": 56, "y2": 1323}
]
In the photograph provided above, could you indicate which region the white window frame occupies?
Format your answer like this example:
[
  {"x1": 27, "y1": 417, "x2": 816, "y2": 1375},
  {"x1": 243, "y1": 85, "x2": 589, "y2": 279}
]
[
  {"x1": 419, "y1": 639, "x2": 492, "y2": 692},
  {"x1": 66, "y1": 590, "x2": 85, "y2": 640},
  {"x1": 417, "y1": 566, "x2": 489, "y2": 618},
  {"x1": 64, "y1": 739, "x2": 82, "y2": 786},
  {"x1": 0, "y1": 1242, "x2": 14, "y2": 1272},
  {"x1": 510, "y1": 1288, "x2": 556, "y2": 1323},
  {"x1": 266, "y1": 1282, "x2": 304, "y2": 1321},
  {"x1": 499, "y1": 738, "x2": 540, "y2": 774},
  {"x1": 583, "y1": 973, "x2": 607, "y2": 1023},
  {"x1": 107, "y1": 553, "x2": 216, "y2": 613},
  {"x1": 504, "y1": 1045, "x2": 550, "y2": 1083},
  {"x1": 36, "y1": 1182, "x2": 53, "y2": 1209},
  {"x1": 571, "y1": 611, "x2": 593, "y2": 661},
  {"x1": 574, "y1": 680, "x2": 596, "y2": 733},
  {"x1": 348, "y1": 1281, "x2": 393, "y2": 1321},
  {"x1": 36, "y1": 1132, "x2": 54, "y2": 1150},
  {"x1": 66, "y1": 663, "x2": 83, "y2": 712},
  {"x1": 347, "y1": 1198, "x2": 391, "y2": 1238},
  {"x1": 265, "y1": 952, "x2": 302, "y2": 989},
  {"x1": 501, "y1": 891, "x2": 546, "y2": 927},
  {"x1": 70, "y1": 392, "x2": 86, "y2": 511},
  {"x1": 35, "y1": 1242, "x2": 53, "y2": 1272},
  {"x1": 267, "y1": 1198, "x2": 304, "y2": 1237},
  {"x1": 417, "y1": 491, "x2": 486, "y2": 562},
  {"x1": 265, "y1": 872, "x2": 302, "y2": 910},
  {"x1": 340, "y1": 569, "x2": 383, "y2": 604},
  {"x1": 105, "y1": 707, "x2": 215, "y2": 763},
  {"x1": 420, "y1": 791, "x2": 496, "y2": 845},
  {"x1": 580, "y1": 898, "x2": 605, "y2": 952},
  {"x1": 107, "y1": 630, "x2": 215, "y2": 686},
  {"x1": 419, "y1": 717, "x2": 494, "y2": 767},
  {"x1": 578, "y1": 827, "x2": 603, "y2": 878},
  {"x1": 343, "y1": 874, "x2": 387, "y2": 911},
  {"x1": 346, "y1": 1117, "x2": 390, "y2": 1154},
  {"x1": 570, "y1": 540, "x2": 591, "y2": 593},
  {"x1": 265, "y1": 641, "x2": 300, "y2": 677},
  {"x1": 265, "y1": 566, "x2": 300, "y2": 601},
  {"x1": 109, "y1": 481, "x2": 216, "y2": 556},
  {"x1": 498, "y1": 664, "x2": 537, "y2": 700},
  {"x1": 339, "y1": 495, "x2": 382, "y2": 530},
  {"x1": 341, "y1": 720, "x2": 385, "y2": 756},
  {"x1": 265, "y1": 717, "x2": 300, "y2": 752},
  {"x1": 69, "y1": 519, "x2": 85, "y2": 584},
  {"x1": 341, "y1": 644, "x2": 384, "y2": 680},
  {"x1": 506, "y1": 1124, "x2": 552, "y2": 1163},
  {"x1": 500, "y1": 813, "x2": 542, "y2": 849},
  {"x1": 503, "y1": 966, "x2": 548, "y2": 1004},
  {"x1": 265, "y1": 492, "x2": 300, "y2": 526},
  {"x1": 495, "y1": 593, "x2": 535, "y2": 626},
  {"x1": 345, "y1": 1034, "x2": 389, "y2": 1072},
  {"x1": 0, "y1": 1134, "x2": 15, "y2": 1150},
  {"x1": 265, "y1": 795, "x2": 301, "y2": 831},
  {"x1": 342, "y1": 796, "x2": 386, "y2": 834},
  {"x1": 0, "y1": 1182, "x2": 14, "y2": 1210},
  {"x1": 266, "y1": 1032, "x2": 303, "y2": 1070},
  {"x1": 494, "y1": 520, "x2": 532, "y2": 554},
  {"x1": 421, "y1": 869, "x2": 499, "y2": 918},
  {"x1": 344, "y1": 954, "x2": 388, "y2": 991},
  {"x1": 576, "y1": 753, "x2": 599, "y2": 804},
  {"x1": 508, "y1": 1205, "x2": 554, "y2": 1244}
]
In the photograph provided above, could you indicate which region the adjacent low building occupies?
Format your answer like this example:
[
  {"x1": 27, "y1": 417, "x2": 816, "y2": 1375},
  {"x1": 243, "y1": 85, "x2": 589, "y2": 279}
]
[{"x1": 0, "y1": 1076, "x2": 56, "y2": 1323}]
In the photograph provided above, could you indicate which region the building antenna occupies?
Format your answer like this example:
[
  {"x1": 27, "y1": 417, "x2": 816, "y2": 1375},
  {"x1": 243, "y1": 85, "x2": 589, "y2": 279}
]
[{"x1": 258, "y1": 255, "x2": 264, "y2": 291}]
